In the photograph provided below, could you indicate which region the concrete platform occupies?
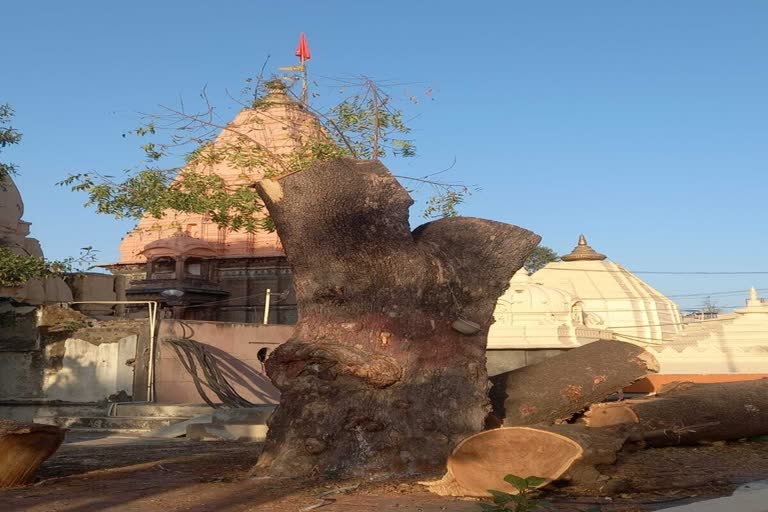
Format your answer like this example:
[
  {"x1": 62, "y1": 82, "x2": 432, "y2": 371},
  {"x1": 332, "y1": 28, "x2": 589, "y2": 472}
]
[
  {"x1": 34, "y1": 415, "x2": 181, "y2": 431},
  {"x1": 183, "y1": 405, "x2": 276, "y2": 441},
  {"x1": 0, "y1": 402, "x2": 108, "y2": 423},
  {"x1": 143, "y1": 414, "x2": 213, "y2": 438},
  {"x1": 212, "y1": 405, "x2": 275, "y2": 424},
  {"x1": 186, "y1": 422, "x2": 267, "y2": 441},
  {"x1": 114, "y1": 403, "x2": 213, "y2": 418}
]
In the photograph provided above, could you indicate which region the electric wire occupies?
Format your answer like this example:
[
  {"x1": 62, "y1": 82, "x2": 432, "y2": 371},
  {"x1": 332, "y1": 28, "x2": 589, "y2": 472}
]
[
  {"x1": 165, "y1": 337, "x2": 256, "y2": 408},
  {"x1": 541, "y1": 267, "x2": 768, "y2": 275}
]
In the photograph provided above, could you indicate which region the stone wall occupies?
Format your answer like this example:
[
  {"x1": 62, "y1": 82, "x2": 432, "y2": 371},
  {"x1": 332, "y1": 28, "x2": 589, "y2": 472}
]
[
  {"x1": 0, "y1": 302, "x2": 38, "y2": 351},
  {"x1": 65, "y1": 273, "x2": 128, "y2": 317},
  {"x1": 0, "y1": 307, "x2": 145, "y2": 403},
  {"x1": 649, "y1": 345, "x2": 768, "y2": 375},
  {"x1": 154, "y1": 319, "x2": 292, "y2": 404},
  {"x1": 40, "y1": 335, "x2": 137, "y2": 402}
]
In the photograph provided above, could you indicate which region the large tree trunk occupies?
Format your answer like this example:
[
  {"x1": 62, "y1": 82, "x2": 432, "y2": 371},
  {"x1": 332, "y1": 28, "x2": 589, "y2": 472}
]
[
  {"x1": 488, "y1": 340, "x2": 659, "y2": 427},
  {"x1": 253, "y1": 159, "x2": 540, "y2": 477},
  {"x1": 425, "y1": 424, "x2": 630, "y2": 497},
  {"x1": 0, "y1": 420, "x2": 65, "y2": 487},
  {"x1": 583, "y1": 379, "x2": 768, "y2": 446}
]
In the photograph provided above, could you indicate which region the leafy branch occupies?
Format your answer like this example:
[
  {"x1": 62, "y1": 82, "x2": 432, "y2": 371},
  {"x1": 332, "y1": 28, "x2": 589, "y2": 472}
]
[
  {"x1": 0, "y1": 247, "x2": 99, "y2": 288},
  {"x1": 0, "y1": 103, "x2": 23, "y2": 183},
  {"x1": 59, "y1": 74, "x2": 473, "y2": 229}
]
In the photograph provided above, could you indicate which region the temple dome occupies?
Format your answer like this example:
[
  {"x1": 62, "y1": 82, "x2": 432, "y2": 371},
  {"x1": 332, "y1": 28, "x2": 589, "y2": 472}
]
[
  {"x1": 530, "y1": 235, "x2": 683, "y2": 344},
  {"x1": 502, "y1": 270, "x2": 575, "y2": 315},
  {"x1": 488, "y1": 268, "x2": 614, "y2": 349}
]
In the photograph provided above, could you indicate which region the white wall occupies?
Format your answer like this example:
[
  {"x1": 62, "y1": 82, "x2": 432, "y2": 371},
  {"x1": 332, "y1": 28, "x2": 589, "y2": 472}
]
[{"x1": 42, "y1": 336, "x2": 137, "y2": 402}]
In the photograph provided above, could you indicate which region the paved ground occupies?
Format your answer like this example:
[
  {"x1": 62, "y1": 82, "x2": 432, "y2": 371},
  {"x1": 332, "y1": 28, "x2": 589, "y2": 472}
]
[{"x1": 2, "y1": 432, "x2": 768, "y2": 511}]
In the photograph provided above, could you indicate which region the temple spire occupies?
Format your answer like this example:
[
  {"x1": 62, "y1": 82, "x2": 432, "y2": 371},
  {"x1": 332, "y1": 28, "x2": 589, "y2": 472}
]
[
  {"x1": 561, "y1": 234, "x2": 607, "y2": 262},
  {"x1": 747, "y1": 286, "x2": 762, "y2": 308}
]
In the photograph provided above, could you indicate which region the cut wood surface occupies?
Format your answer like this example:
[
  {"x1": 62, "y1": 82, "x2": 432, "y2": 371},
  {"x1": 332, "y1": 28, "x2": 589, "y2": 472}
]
[
  {"x1": 0, "y1": 419, "x2": 65, "y2": 488},
  {"x1": 489, "y1": 340, "x2": 659, "y2": 426},
  {"x1": 426, "y1": 425, "x2": 628, "y2": 497},
  {"x1": 583, "y1": 379, "x2": 768, "y2": 446}
]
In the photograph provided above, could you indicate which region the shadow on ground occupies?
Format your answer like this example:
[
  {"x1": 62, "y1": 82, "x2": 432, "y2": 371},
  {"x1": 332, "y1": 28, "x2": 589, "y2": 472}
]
[{"x1": 3, "y1": 433, "x2": 768, "y2": 511}]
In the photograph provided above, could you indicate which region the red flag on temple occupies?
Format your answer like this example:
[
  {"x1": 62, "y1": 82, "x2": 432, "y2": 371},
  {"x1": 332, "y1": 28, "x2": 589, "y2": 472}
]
[{"x1": 295, "y1": 33, "x2": 311, "y2": 61}]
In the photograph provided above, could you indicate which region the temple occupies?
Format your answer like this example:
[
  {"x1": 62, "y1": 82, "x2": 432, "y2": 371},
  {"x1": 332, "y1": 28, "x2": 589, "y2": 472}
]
[
  {"x1": 107, "y1": 81, "x2": 326, "y2": 323},
  {"x1": 487, "y1": 235, "x2": 768, "y2": 385},
  {"x1": 0, "y1": 175, "x2": 72, "y2": 305},
  {"x1": 488, "y1": 235, "x2": 681, "y2": 352}
]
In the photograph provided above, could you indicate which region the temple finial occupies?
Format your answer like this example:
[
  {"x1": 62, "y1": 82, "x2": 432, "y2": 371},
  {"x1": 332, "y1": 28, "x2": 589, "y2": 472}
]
[
  {"x1": 745, "y1": 286, "x2": 763, "y2": 308},
  {"x1": 561, "y1": 234, "x2": 607, "y2": 262}
]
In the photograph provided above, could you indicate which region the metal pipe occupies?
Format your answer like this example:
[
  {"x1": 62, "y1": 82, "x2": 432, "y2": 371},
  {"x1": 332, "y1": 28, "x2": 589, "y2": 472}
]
[{"x1": 263, "y1": 289, "x2": 271, "y2": 325}]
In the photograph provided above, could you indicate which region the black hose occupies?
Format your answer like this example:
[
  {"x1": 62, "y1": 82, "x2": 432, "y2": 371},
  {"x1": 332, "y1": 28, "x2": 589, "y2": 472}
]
[{"x1": 164, "y1": 338, "x2": 257, "y2": 408}]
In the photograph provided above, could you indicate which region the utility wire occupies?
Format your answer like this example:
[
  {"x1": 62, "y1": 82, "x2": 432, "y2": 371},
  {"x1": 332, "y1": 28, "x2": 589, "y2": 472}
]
[
  {"x1": 165, "y1": 337, "x2": 256, "y2": 408},
  {"x1": 176, "y1": 286, "x2": 761, "y2": 311},
  {"x1": 541, "y1": 267, "x2": 768, "y2": 275}
]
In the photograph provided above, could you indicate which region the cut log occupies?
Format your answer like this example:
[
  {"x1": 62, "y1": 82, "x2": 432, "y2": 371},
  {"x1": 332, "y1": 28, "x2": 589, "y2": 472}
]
[
  {"x1": 0, "y1": 419, "x2": 65, "y2": 487},
  {"x1": 488, "y1": 340, "x2": 659, "y2": 426},
  {"x1": 252, "y1": 159, "x2": 541, "y2": 478},
  {"x1": 583, "y1": 379, "x2": 768, "y2": 446},
  {"x1": 425, "y1": 425, "x2": 629, "y2": 497}
]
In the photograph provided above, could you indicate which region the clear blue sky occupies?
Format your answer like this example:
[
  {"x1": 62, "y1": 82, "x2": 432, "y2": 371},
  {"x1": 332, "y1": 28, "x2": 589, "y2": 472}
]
[{"x1": 4, "y1": 1, "x2": 767, "y2": 311}]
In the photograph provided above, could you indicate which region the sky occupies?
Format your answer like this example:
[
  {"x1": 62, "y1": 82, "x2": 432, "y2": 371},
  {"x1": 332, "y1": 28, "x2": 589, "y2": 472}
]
[{"x1": 3, "y1": 1, "x2": 767, "y2": 312}]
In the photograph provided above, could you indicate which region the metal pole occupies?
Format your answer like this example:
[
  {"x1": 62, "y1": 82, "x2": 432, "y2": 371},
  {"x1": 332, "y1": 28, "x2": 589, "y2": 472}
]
[
  {"x1": 263, "y1": 288, "x2": 271, "y2": 325},
  {"x1": 147, "y1": 301, "x2": 157, "y2": 402}
]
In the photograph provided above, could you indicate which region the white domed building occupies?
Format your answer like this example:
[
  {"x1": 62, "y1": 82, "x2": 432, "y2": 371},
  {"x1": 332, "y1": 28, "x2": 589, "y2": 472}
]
[
  {"x1": 487, "y1": 235, "x2": 682, "y2": 375},
  {"x1": 488, "y1": 235, "x2": 768, "y2": 387},
  {"x1": 488, "y1": 269, "x2": 613, "y2": 349},
  {"x1": 529, "y1": 235, "x2": 683, "y2": 345}
]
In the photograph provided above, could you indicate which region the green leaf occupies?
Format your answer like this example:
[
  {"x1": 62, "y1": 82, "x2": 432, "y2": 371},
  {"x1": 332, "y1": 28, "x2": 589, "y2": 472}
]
[
  {"x1": 503, "y1": 474, "x2": 528, "y2": 492},
  {"x1": 524, "y1": 476, "x2": 548, "y2": 488},
  {"x1": 487, "y1": 489, "x2": 513, "y2": 505}
]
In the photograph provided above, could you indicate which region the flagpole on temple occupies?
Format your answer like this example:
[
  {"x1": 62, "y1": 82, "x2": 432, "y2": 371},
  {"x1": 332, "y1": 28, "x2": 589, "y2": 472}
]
[
  {"x1": 301, "y1": 53, "x2": 308, "y2": 105},
  {"x1": 295, "y1": 33, "x2": 311, "y2": 105},
  {"x1": 280, "y1": 34, "x2": 312, "y2": 105}
]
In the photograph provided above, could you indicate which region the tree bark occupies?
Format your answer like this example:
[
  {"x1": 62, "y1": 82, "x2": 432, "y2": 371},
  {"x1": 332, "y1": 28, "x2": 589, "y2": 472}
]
[
  {"x1": 425, "y1": 424, "x2": 630, "y2": 497},
  {"x1": 488, "y1": 340, "x2": 659, "y2": 427},
  {"x1": 253, "y1": 159, "x2": 540, "y2": 477},
  {"x1": 582, "y1": 379, "x2": 768, "y2": 446},
  {"x1": 0, "y1": 420, "x2": 65, "y2": 488}
]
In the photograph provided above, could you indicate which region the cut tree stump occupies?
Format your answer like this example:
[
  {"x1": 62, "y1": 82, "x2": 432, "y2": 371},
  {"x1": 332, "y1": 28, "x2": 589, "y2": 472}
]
[
  {"x1": 252, "y1": 159, "x2": 541, "y2": 478},
  {"x1": 424, "y1": 424, "x2": 630, "y2": 497},
  {"x1": 0, "y1": 419, "x2": 65, "y2": 487},
  {"x1": 488, "y1": 340, "x2": 659, "y2": 426},
  {"x1": 583, "y1": 379, "x2": 768, "y2": 446}
]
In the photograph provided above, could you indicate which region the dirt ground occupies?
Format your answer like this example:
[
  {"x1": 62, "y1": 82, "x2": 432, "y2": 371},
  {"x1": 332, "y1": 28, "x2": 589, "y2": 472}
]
[{"x1": 2, "y1": 433, "x2": 768, "y2": 512}]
